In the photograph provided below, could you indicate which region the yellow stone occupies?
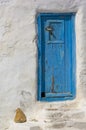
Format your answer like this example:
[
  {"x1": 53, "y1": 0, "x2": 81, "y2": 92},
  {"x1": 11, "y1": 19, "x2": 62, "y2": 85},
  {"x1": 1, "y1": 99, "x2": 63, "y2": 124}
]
[{"x1": 14, "y1": 108, "x2": 27, "y2": 123}]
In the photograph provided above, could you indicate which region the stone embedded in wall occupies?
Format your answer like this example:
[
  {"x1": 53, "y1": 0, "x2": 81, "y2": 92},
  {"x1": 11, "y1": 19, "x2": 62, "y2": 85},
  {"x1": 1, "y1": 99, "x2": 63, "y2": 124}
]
[
  {"x1": 14, "y1": 108, "x2": 27, "y2": 123},
  {"x1": 0, "y1": 0, "x2": 14, "y2": 5},
  {"x1": 50, "y1": 122, "x2": 66, "y2": 129},
  {"x1": 30, "y1": 126, "x2": 42, "y2": 130},
  {"x1": 73, "y1": 122, "x2": 86, "y2": 129},
  {"x1": 47, "y1": 112, "x2": 64, "y2": 122},
  {"x1": 71, "y1": 112, "x2": 85, "y2": 119}
]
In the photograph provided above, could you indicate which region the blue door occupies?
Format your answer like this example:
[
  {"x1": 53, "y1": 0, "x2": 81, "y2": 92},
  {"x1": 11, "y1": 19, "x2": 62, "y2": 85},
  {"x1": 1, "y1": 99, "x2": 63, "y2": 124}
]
[{"x1": 37, "y1": 13, "x2": 76, "y2": 101}]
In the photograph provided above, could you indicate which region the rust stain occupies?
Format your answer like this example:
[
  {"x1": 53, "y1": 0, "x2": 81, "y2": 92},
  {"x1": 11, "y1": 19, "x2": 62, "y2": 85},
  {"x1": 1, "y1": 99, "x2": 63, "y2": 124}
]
[
  {"x1": 51, "y1": 75, "x2": 54, "y2": 93},
  {"x1": 46, "y1": 60, "x2": 48, "y2": 64}
]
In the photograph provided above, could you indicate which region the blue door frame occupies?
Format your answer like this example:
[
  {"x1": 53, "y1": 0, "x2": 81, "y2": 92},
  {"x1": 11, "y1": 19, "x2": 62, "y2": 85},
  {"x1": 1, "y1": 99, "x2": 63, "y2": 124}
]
[{"x1": 37, "y1": 13, "x2": 76, "y2": 101}]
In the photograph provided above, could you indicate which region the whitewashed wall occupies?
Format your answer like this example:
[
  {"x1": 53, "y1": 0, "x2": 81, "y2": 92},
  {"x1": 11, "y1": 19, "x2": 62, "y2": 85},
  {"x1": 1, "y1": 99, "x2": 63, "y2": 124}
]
[{"x1": 0, "y1": 0, "x2": 86, "y2": 130}]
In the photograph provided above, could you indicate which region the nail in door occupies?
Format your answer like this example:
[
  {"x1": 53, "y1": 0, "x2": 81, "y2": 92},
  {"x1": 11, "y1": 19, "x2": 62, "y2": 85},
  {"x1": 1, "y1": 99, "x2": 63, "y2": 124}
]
[{"x1": 37, "y1": 13, "x2": 76, "y2": 101}]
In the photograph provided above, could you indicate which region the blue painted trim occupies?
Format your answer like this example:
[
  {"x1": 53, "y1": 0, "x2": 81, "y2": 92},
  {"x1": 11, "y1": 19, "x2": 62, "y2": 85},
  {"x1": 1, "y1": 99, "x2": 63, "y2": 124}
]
[
  {"x1": 37, "y1": 13, "x2": 76, "y2": 102},
  {"x1": 71, "y1": 14, "x2": 76, "y2": 99},
  {"x1": 37, "y1": 96, "x2": 75, "y2": 102},
  {"x1": 37, "y1": 14, "x2": 42, "y2": 100},
  {"x1": 37, "y1": 12, "x2": 76, "y2": 17}
]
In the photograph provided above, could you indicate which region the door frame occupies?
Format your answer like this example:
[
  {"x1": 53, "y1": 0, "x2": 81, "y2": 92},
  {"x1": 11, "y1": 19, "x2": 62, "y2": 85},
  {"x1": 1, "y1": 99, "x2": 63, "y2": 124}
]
[{"x1": 37, "y1": 13, "x2": 76, "y2": 102}]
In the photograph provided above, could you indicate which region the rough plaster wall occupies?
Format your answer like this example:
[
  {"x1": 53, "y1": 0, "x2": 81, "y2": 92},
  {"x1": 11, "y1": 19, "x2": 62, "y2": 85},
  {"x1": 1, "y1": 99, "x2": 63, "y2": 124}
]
[{"x1": 0, "y1": 0, "x2": 86, "y2": 130}]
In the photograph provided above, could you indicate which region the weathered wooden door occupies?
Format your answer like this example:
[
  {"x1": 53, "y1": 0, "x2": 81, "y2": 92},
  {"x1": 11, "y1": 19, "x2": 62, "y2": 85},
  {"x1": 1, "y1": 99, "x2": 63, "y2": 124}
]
[{"x1": 37, "y1": 13, "x2": 76, "y2": 101}]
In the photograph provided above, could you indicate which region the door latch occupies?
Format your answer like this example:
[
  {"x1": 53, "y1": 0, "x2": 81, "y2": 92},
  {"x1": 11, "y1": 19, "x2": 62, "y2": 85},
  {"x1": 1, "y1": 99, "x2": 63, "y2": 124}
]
[
  {"x1": 45, "y1": 26, "x2": 53, "y2": 35},
  {"x1": 45, "y1": 26, "x2": 56, "y2": 40}
]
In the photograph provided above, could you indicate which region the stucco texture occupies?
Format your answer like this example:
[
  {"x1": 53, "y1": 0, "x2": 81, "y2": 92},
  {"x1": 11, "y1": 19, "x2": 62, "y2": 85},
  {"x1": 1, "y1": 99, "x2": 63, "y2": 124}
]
[{"x1": 0, "y1": 0, "x2": 86, "y2": 130}]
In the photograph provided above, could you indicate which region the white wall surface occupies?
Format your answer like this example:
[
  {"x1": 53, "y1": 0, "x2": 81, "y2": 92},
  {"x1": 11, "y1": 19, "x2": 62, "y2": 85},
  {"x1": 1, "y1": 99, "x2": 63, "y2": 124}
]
[{"x1": 0, "y1": 0, "x2": 86, "y2": 130}]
